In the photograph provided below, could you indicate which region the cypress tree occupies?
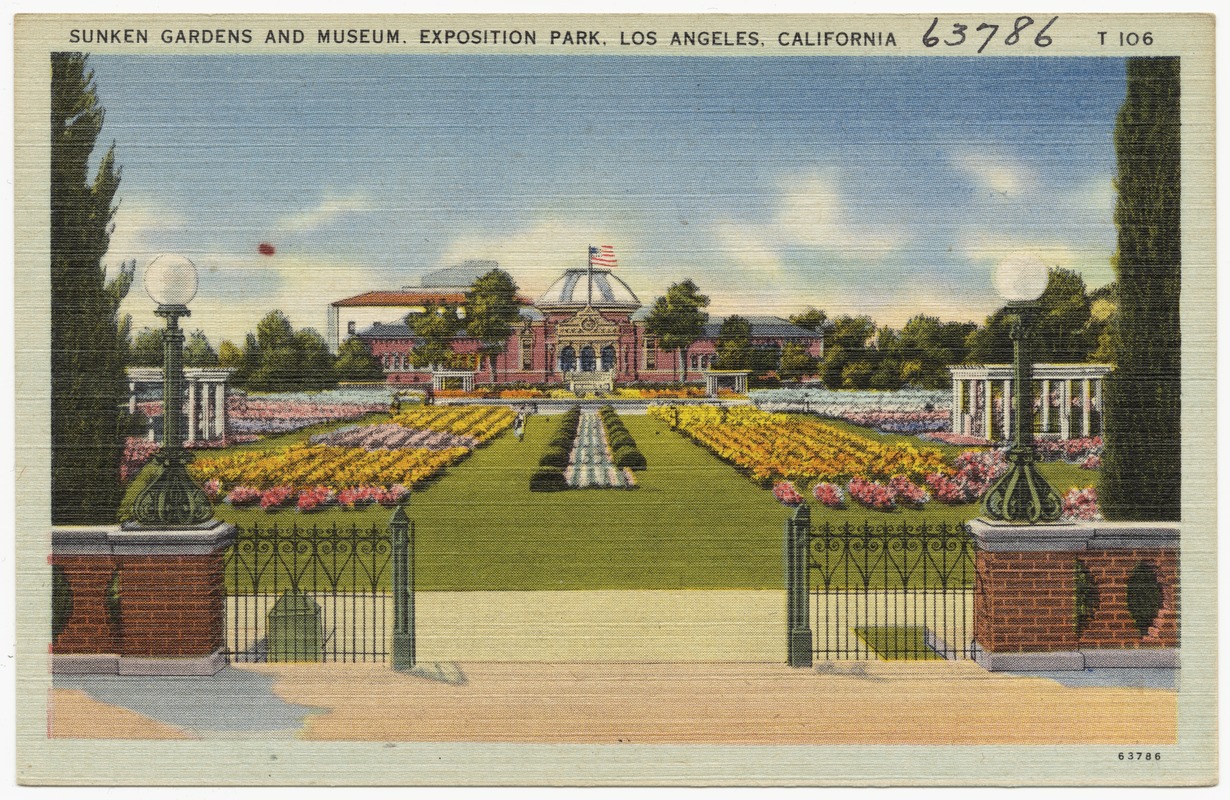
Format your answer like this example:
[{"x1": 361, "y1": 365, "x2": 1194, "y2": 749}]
[
  {"x1": 1100, "y1": 58, "x2": 1181, "y2": 520},
  {"x1": 51, "y1": 53, "x2": 127, "y2": 523}
]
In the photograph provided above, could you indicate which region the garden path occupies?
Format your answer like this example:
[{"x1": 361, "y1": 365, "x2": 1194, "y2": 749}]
[{"x1": 565, "y1": 410, "x2": 634, "y2": 489}]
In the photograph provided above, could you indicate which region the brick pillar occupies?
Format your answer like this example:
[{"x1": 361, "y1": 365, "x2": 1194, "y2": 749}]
[
  {"x1": 51, "y1": 521, "x2": 236, "y2": 675},
  {"x1": 50, "y1": 528, "x2": 121, "y2": 665},
  {"x1": 969, "y1": 519, "x2": 1179, "y2": 670}
]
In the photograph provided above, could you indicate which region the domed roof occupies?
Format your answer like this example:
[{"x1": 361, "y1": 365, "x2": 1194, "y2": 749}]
[{"x1": 536, "y1": 268, "x2": 641, "y2": 310}]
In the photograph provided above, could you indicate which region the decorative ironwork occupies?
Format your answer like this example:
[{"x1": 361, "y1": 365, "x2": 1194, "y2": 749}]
[
  {"x1": 789, "y1": 514, "x2": 977, "y2": 662},
  {"x1": 981, "y1": 302, "x2": 1063, "y2": 523},
  {"x1": 390, "y1": 504, "x2": 416, "y2": 671},
  {"x1": 223, "y1": 520, "x2": 394, "y2": 663},
  {"x1": 132, "y1": 304, "x2": 213, "y2": 527}
]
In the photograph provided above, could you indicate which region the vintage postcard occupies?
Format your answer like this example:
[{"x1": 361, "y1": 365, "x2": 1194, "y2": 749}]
[{"x1": 12, "y1": 10, "x2": 1217, "y2": 786}]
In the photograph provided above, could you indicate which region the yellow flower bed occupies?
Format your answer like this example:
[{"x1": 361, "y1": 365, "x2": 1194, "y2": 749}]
[
  {"x1": 391, "y1": 405, "x2": 515, "y2": 443},
  {"x1": 651, "y1": 405, "x2": 950, "y2": 485},
  {"x1": 190, "y1": 444, "x2": 470, "y2": 491}
]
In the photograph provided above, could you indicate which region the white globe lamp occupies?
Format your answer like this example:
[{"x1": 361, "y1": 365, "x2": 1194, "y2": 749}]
[
  {"x1": 144, "y1": 253, "x2": 199, "y2": 307},
  {"x1": 994, "y1": 254, "x2": 1049, "y2": 303}
]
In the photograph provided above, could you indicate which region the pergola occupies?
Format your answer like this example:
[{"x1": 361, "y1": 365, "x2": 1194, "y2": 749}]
[
  {"x1": 430, "y1": 368, "x2": 476, "y2": 392},
  {"x1": 127, "y1": 366, "x2": 233, "y2": 444},
  {"x1": 948, "y1": 363, "x2": 1113, "y2": 442},
  {"x1": 702, "y1": 369, "x2": 750, "y2": 397}
]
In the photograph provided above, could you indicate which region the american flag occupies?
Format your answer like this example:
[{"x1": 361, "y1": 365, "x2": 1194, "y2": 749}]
[{"x1": 589, "y1": 244, "x2": 618, "y2": 268}]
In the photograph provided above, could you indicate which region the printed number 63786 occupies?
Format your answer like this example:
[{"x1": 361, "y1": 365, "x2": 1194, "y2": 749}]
[{"x1": 923, "y1": 16, "x2": 1059, "y2": 54}]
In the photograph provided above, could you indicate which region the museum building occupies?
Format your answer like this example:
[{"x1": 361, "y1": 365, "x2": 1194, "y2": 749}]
[{"x1": 329, "y1": 260, "x2": 825, "y2": 388}]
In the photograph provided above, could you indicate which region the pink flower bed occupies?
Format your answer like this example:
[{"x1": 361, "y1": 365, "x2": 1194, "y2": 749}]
[
  {"x1": 296, "y1": 485, "x2": 334, "y2": 512},
  {"x1": 843, "y1": 475, "x2": 931, "y2": 511},
  {"x1": 1035, "y1": 436, "x2": 1103, "y2": 463},
  {"x1": 335, "y1": 484, "x2": 410, "y2": 510},
  {"x1": 310, "y1": 424, "x2": 475, "y2": 451},
  {"x1": 888, "y1": 475, "x2": 929, "y2": 509},
  {"x1": 1080, "y1": 454, "x2": 1102, "y2": 470},
  {"x1": 917, "y1": 432, "x2": 990, "y2": 446},
  {"x1": 811, "y1": 482, "x2": 845, "y2": 509},
  {"x1": 773, "y1": 481, "x2": 804, "y2": 506},
  {"x1": 139, "y1": 396, "x2": 384, "y2": 438},
  {"x1": 925, "y1": 449, "x2": 1009, "y2": 505},
  {"x1": 225, "y1": 485, "x2": 261, "y2": 507},
  {"x1": 847, "y1": 477, "x2": 898, "y2": 511},
  {"x1": 202, "y1": 478, "x2": 222, "y2": 503},
  {"x1": 121, "y1": 437, "x2": 160, "y2": 483},
  {"x1": 1061, "y1": 486, "x2": 1102, "y2": 521},
  {"x1": 259, "y1": 485, "x2": 295, "y2": 511},
  {"x1": 839, "y1": 409, "x2": 951, "y2": 435}
]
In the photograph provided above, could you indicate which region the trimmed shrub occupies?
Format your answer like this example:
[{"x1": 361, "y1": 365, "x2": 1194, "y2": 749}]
[
  {"x1": 608, "y1": 432, "x2": 635, "y2": 449},
  {"x1": 529, "y1": 467, "x2": 569, "y2": 492},
  {"x1": 539, "y1": 447, "x2": 570, "y2": 468},
  {"x1": 614, "y1": 445, "x2": 647, "y2": 471}
]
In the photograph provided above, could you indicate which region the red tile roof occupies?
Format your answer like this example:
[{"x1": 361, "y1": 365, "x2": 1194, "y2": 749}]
[{"x1": 332, "y1": 290, "x2": 469, "y2": 308}]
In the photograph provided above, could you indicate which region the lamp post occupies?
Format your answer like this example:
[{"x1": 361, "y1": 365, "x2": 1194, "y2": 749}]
[
  {"x1": 981, "y1": 255, "x2": 1063, "y2": 524},
  {"x1": 131, "y1": 254, "x2": 213, "y2": 527}
]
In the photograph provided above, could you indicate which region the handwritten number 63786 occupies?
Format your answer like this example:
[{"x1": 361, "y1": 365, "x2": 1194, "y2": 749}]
[{"x1": 923, "y1": 16, "x2": 1059, "y2": 53}]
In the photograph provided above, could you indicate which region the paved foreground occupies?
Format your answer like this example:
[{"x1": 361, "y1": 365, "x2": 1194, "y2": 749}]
[{"x1": 50, "y1": 660, "x2": 1176, "y2": 745}]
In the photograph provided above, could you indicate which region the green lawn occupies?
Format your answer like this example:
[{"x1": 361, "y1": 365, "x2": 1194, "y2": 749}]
[
  {"x1": 854, "y1": 627, "x2": 944, "y2": 660},
  {"x1": 134, "y1": 410, "x2": 1100, "y2": 591}
]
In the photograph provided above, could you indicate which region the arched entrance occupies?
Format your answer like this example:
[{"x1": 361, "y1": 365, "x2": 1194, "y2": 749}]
[
  {"x1": 559, "y1": 345, "x2": 576, "y2": 372},
  {"x1": 580, "y1": 345, "x2": 597, "y2": 372},
  {"x1": 600, "y1": 345, "x2": 616, "y2": 372}
]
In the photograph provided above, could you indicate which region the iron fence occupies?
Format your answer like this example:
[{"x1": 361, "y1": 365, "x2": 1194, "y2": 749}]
[
  {"x1": 223, "y1": 521, "x2": 393, "y2": 663},
  {"x1": 787, "y1": 507, "x2": 977, "y2": 663}
]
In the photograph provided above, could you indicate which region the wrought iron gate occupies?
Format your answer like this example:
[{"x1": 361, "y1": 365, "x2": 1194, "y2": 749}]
[
  {"x1": 223, "y1": 520, "x2": 398, "y2": 662},
  {"x1": 786, "y1": 505, "x2": 977, "y2": 664}
]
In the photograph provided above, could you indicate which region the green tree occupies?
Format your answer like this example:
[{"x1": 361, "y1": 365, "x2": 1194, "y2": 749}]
[
  {"x1": 966, "y1": 268, "x2": 1094, "y2": 365},
  {"x1": 1101, "y1": 57, "x2": 1181, "y2": 521},
  {"x1": 408, "y1": 303, "x2": 462, "y2": 369},
  {"x1": 292, "y1": 328, "x2": 335, "y2": 389},
  {"x1": 820, "y1": 315, "x2": 876, "y2": 388},
  {"x1": 216, "y1": 339, "x2": 243, "y2": 370},
  {"x1": 714, "y1": 315, "x2": 752, "y2": 371},
  {"x1": 129, "y1": 327, "x2": 164, "y2": 366},
  {"x1": 51, "y1": 52, "x2": 128, "y2": 523},
  {"x1": 778, "y1": 342, "x2": 818, "y2": 382},
  {"x1": 789, "y1": 307, "x2": 828, "y2": 333},
  {"x1": 465, "y1": 269, "x2": 521, "y2": 381},
  {"x1": 1087, "y1": 281, "x2": 1120, "y2": 364},
  {"x1": 235, "y1": 311, "x2": 337, "y2": 391},
  {"x1": 334, "y1": 337, "x2": 386, "y2": 382},
  {"x1": 883, "y1": 314, "x2": 977, "y2": 389},
  {"x1": 247, "y1": 311, "x2": 296, "y2": 390},
  {"x1": 645, "y1": 279, "x2": 710, "y2": 381},
  {"x1": 184, "y1": 330, "x2": 218, "y2": 367}
]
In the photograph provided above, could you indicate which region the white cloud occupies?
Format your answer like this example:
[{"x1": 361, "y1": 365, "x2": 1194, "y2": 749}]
[
  {"x1": 951, "y1": 152, "x2": 1036, "y2": 197},
  {"x1": 959, "y1": 236, "x2": 1080, "y2": 270},
  {"x1": 276, "y1": 192, "x2": 373, "y2": 233},
  {"x1": 773, "y1": 171, "x2": 904, "y2": 256},
  {"x1": 438, "y1": 218, "x2": 645, "y2": 297},
  {"x1": 105, "y1": 199, "x2": 190, "y2": 268},
  {"x1": 121, "y1": 253, "x2": 387, "y2": 347}
]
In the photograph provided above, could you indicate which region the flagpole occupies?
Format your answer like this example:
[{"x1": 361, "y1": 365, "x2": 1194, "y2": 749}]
[{"x1": 587, "y1": 245, "x2": 594, "y2": 306}]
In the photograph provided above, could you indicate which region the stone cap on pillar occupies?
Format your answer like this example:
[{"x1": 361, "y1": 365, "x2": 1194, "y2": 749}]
[
  {"x1": 968, "y1": 518, "x2": 1180, "y2": 552},
  {"x1": 53, "y1": 520, "x2": 237, "y2": 556},
  {"x1": 112, "y1": 519, "x2": 237, "y2": 555}
]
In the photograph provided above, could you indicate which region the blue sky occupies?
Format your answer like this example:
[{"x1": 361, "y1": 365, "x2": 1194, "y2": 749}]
[{"x1": 91, "y1": 54, "x2": 1127, "y2": 345}]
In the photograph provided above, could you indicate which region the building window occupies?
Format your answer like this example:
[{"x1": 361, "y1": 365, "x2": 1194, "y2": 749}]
[
  {"x1": 644, "y1": 335, "x2": 657, "y2": 370},
  {"x1": 347, "y1": 321, "x2": 356, "y2": 335},
  {"x1": 521, "y1": 335, "x2": 533, "y2": 371}
]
